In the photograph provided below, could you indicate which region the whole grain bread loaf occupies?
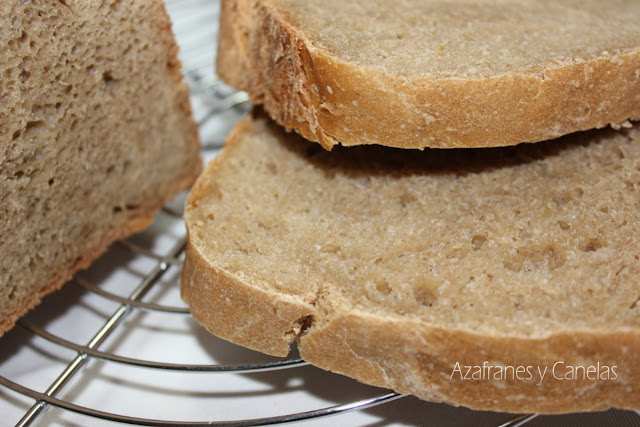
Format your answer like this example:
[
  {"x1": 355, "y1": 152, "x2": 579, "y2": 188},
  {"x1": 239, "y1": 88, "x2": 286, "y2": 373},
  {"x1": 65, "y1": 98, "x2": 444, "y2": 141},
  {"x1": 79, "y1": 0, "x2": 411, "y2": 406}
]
[
  {"x1": 0, "y1": 0, "x2": 201, "y2": 336},
  {"x1": 182, "y1": 112, "x2": 640, "y2": 414},
  {"x1": 217, "y1": 0, "x2": 640, "y2": 149}
]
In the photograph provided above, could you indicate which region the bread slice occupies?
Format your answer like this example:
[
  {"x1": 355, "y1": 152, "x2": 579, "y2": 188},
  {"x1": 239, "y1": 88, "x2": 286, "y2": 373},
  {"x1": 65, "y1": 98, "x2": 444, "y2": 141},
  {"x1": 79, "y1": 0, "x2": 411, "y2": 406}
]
[
  {"x1": 0, "y1": 0, "x2": 201, "y2": 336},
  {"x1": 217, "y1": 0, "x2": 640, "y2": 150},
  {"x1": 182, "y1": 112, "x2": 640, "y2": 413}
]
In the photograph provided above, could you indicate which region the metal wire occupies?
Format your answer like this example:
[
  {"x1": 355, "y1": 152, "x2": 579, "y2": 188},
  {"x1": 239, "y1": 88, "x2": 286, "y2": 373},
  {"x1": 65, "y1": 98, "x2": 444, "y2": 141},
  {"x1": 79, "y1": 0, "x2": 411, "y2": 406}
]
[
  {"x1": 1, "y1": 1, "x2": 636, "y2": 426},
  {"x1": 71, "y1": 276, "x2": 190, "y2": 313},
  {"x1": 497, "y1": 414, "x2": 540, "y2": 427},
  {"x1": 18, "y1": 319, "x2": 308, "y2": 373},
  {"x1": 116, "y1": 240, "x2": 184, "y2": 266},
  {"x1": 0, "y1": 1, "x2": 409, "y2": 424},
  {"x1": 3, "y1": 215, "x2": 407, "y2": 426},
  {"x1": 1, "y1": 376, "x2": 403, "y2": 427},
  {"x1": 15, "y1": 235, "x2": 189, "y2": 427}
]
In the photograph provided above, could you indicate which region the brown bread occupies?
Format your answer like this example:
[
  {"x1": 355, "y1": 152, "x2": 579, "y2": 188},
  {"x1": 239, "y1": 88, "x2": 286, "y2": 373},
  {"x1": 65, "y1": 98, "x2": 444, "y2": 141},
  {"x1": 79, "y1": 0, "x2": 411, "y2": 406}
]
[
  {"x1": 218, "y1": 0, "x2": 640, "y2": 149},
  {"x1": 183, "y1": 113, "x2": 640, "y2": 414},
  {"x1": 1, "y1": 0, "x2": 201, "y2": 335}
]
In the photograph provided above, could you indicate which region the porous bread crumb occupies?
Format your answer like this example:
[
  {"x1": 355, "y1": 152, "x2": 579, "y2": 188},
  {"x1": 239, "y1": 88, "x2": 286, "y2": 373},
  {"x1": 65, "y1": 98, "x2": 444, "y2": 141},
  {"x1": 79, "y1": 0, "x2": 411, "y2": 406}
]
[
  {"x1": 217, "y1": 0, "x2": 640, "y2": 149},
  {"x1": 0, "y1": 0, "x2": 200, "y2": 335},
  {"x1": 183, "y1": 113, "x2": 640, "y2": 414},
  {"x1": 187, "y1": 114, "x2": 640, "y2": 336},
  {"x1": 279, "y1": 0, "x2": 640, "y2": 78}
]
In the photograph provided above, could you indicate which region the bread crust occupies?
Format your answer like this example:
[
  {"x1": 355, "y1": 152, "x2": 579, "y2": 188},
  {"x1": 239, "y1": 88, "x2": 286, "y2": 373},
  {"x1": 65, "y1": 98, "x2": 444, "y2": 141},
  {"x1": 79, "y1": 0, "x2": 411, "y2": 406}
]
[
  {"x1": 182, "y1": 115, "x2": 640, "y2": 414},
  {"x1": 1, "y1": 209, "x2": 153, "y2": 336},
  {"x1": 183, "y1": 236, "x2": 640, "y2": 414},
  {"x1": 217, "y1": 0, "x2": 640, "y2": 149},
  {"x1": 0, "y1": 0, "x2": 201, "y2": 336},
  {"x1": 0, "y1": 156, "x2": 200, "y2": 338},
  {"x1": 182, "y1": 116, "x2": 311, "y2": 356}
]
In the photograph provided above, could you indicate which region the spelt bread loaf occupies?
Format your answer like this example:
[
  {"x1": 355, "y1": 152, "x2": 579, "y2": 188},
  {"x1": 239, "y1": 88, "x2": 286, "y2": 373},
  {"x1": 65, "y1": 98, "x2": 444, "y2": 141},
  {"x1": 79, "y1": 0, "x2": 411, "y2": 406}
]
[
  {"x1": 182, "y1": 112, "x2": 640, "y2": 413},
  {"x1": 218, "y1": 0, "x2": 640, "y2": 149},
  {"x1": 0, "y1": 0, "x2": 201, "y2": 336}
]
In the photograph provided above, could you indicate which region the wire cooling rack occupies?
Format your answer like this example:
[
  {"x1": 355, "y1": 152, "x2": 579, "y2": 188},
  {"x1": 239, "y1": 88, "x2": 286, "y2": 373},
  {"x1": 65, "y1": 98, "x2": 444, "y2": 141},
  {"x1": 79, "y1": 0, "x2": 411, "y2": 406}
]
[{"x1": 1, "y1": 1, "x2": 640, "y2": 426}]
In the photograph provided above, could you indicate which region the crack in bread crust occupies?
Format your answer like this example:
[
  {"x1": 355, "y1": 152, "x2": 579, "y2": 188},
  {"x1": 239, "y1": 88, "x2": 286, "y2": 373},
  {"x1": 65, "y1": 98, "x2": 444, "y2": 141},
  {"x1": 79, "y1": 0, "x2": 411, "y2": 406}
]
[{"x1": 182, "y1": 114, "x2": 640, "y2": 413}]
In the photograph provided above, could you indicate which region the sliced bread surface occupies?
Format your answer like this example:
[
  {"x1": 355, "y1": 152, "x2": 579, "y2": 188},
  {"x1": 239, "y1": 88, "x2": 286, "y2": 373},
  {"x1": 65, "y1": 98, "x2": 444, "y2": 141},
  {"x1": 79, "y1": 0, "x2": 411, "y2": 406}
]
[
  {"x1": 182, "y1": 112, "x2": 640, "y2": 413},
  {"x1": 0, "y1": 0, "x2": 201, "y2": 335},
  {"x1": 218, "y1": 0, "x2": 640, "y2": 149}
]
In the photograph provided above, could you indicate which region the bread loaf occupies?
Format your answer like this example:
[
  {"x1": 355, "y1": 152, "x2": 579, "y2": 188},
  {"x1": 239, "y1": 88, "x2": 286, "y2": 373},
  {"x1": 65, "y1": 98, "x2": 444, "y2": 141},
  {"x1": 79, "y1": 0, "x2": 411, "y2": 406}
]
[
  {"x1": 218, "y1": 0, "x2": 640, "y2": 149},
  {"x1": 182, "y1": 112, "x2": 640, "y2": 413},
  {"x1": 0, "y1": 0, "x2": 201, "y2": 335}
]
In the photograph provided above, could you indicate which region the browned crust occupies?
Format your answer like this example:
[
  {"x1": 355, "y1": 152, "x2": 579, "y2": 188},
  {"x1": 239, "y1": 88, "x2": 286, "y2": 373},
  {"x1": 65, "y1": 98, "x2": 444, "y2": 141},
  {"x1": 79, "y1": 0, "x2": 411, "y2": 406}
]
[
  {"x1": 0, "y1": 0, "x2": 201, "y2": 337},
  {"x1": 181, "y1": 116, "x2": 310, "y2": 356},
  {"x1": 182, "y1": 239, "x2": 313, "y2": 356},
  {"x1": 301, "y1": 312, "x2": 640, "y2": 414},
  {"x1": 181, "y1": 116, "x2": 640, "y2": 414},
  {"x1": 217, "y1": 0, "x2": 640, "y2": 149},
  {"x1": 182, "y1": 237, "x2": 640, "y2": 413},
  {"x1": 0, "y1": 165, "x2": 199, "y2": 338},
  {"x1": 0, "y1": 212, "x2": 153, "y2": 337}
]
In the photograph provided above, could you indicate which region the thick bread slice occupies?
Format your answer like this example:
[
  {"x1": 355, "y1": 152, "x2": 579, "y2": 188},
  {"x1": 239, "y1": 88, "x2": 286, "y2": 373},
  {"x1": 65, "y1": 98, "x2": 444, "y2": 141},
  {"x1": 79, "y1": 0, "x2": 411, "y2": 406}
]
[
  {"x1": 182, "y1": 112, "x2": 640, "y2": 414},
  {"x1": 0, "y1": 0, "x2": 201, "y2": 336},
  {"x1": 218, "y1": 0, "x2": 640, "y2": 149}
]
